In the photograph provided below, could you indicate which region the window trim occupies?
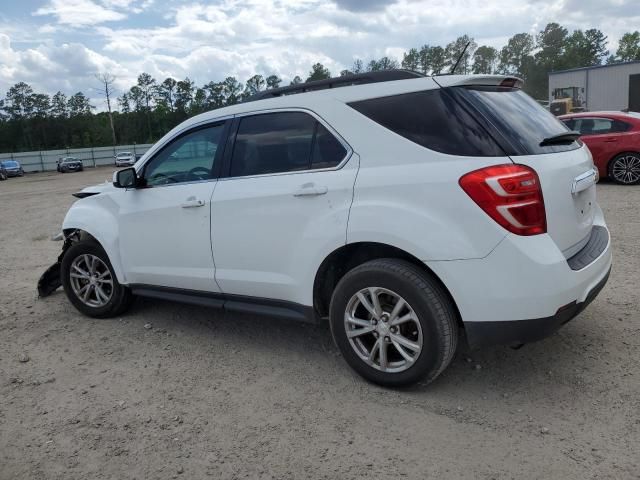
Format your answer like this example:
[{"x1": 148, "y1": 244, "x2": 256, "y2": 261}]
[{"x1": 219, "y1": 107, "x2": 353, "y2": 181}]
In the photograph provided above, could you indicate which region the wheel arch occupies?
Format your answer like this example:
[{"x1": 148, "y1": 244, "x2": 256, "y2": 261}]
[{"x1": 312, "y1": 241, "x2": 462, "y2": 328}]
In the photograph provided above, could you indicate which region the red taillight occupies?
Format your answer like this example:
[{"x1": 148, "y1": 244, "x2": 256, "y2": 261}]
[{"x1": 459, "y1": 164, "x2": 546, "y2": 236}]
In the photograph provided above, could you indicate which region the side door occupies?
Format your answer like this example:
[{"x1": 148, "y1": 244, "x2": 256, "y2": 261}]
[
  {"x1": 116, "y1": 121, "x2": 229, "y2": 292},
  {"x1": 210, "y1": 110, "x2": 358, "y2": 306}
]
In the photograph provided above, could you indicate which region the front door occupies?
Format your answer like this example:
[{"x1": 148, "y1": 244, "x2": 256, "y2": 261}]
[{"x1": 116, "y1": 122, "x2": 228, "y2": 292}]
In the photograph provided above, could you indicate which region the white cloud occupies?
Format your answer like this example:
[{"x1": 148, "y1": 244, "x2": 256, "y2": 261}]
[{"x1": 34, "y1": 0, "x2": 127, "y2": 26}]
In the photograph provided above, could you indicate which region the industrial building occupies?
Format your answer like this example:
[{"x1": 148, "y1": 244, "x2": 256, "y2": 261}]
[{"x1": 548, "y1": 61, "x2": 640, "y2": 115}]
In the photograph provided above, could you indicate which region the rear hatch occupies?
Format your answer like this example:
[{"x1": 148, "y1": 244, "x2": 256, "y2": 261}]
[{"x1": 438, "y1": 78, "x2": 596, "y2": 256}]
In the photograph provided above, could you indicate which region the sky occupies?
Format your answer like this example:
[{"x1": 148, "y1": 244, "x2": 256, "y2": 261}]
[{"x1": 1, "y1": 0, "x2": 639, "y2": 108}]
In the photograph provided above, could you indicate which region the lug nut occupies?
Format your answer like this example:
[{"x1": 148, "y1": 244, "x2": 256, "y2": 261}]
[
  {"x1": 371, "y1": 319, "x2": 377, "y2": 326},
  {"x1": 384, "y1": 336, "x2": 390, "y2": 343},
  {"x1": 390, "y1": 326, "x2": 397, "y2": 334},
  {"x1": 373, "y1": 332, "x2": 379, "y2": 338}
]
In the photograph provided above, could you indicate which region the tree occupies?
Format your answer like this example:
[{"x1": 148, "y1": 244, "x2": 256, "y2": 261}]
[
  {"x1": 203, "y1": 81, "x2": 225, "y2": 109},
  {"x1": 616, "y1": 31, "x2": 640, "y2": 61},
  {"x1": 445, "y1": 35, "x2": 477, "y2": 74},
  {"x1": 137, "y1": 73, "x2": 156, "y2": 139},
  {"x1": 472, "y1": 46, "x2": 498, "y2": 74},
  {"x1": 31, "y1": 93, "x2": 50, "y2": 118},
  {"x1": 402, "y1": 48, "x2": 420, "y2": 71},
  {"x1": 4, "y1": 82, "x2": 34, "y2": 119},
  {"x1": 339, "y1": 69, "x2": 353, "y2": 76},
  {"x1": 95, "y1": 73, "x2": 117, "y2": 145},
  {"x1": 352, "y1": 59, "x2": 364, "y2": 73},
  {"x1": 156, "y1": 78, "x2": 177, "y2": 112},
  {"x1": 67, "y1": 92, "x2": 93, "y2": 116},
  {"x1": 498, "y1": 33, "x2": 534, "y2": 76},
  {"x1": 290, "y1": 75, "x2": 303, "y2": 85},
  {"x1": 306, "y1": 63, "x2": 331, "y2": 82},
  {"x1": 175, "y1": 78, "x2": 195, "y2": 113},
  {"x1": 536, "y1": 23, "x2": 568, "y2": 71},
  {"x1": 564, "y1": 29, "x2": 608, "y2": 69},
  {"x1": 426, "y1": 46, "x2": 446, "y2": 74},
  {"x1": 367, "y1": 56, "x2": 399, "y2": 71},
  {"x1": 221, "y1": 76, "x2": 243, "y2": 104},
  {"x1": 117, "y1": 93, "x2": 131, "y2": 114},
  {"x1": 51, "y1": 92, "x2": 69, "y2": 118},
  {"x1": 243, "y1": 74, "x2": 266, "y2": 98},
  {"x1": 266, "y1": 74, "x2": 282, "y2": 89}
]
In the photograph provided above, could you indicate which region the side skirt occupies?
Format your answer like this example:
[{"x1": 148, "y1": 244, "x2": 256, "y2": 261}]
[{"x1": 129, "y1": 284, "x2": 317, "y2": 324}]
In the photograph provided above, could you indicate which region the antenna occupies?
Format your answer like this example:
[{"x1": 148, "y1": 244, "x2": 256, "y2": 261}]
[{"x1": 450, "y1": 41, "x2": 471, "y2": 75}]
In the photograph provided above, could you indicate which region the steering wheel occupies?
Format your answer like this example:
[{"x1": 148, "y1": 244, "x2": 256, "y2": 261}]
[
  {"x1": 188, "y1": 166, "x2": 211, "y2": 181},
  {"x1": 148, "y1": 172, "x2": 177, "y2": 185}
]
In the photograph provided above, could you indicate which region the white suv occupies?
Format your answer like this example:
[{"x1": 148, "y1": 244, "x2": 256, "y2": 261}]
[
  {"x1": 39, "y1": 72, "x2": 612, "y2": 387},
  {"x1": 114, "y1": 152, "x2": 136, "y2": 167}
]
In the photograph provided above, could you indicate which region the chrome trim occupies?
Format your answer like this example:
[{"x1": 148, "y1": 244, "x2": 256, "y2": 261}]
[{"x1": 572, "y1": 168, "x2": 597, "y2": 194}]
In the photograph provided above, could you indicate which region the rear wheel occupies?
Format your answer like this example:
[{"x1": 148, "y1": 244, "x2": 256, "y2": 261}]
[
  {"x1": 61, "y1": 240, "x2": 133, "y2": 318},
  {"x1": 329, "y1": 259, "x2": 458, "y2": 387},
  {"x1": 608, "y1": 153, "x2": 640, "y2": 185}
]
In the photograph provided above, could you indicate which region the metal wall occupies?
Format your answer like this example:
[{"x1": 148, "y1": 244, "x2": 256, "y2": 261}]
[
  {"x1": 0, "y1": 144, "x2": 154, "y2": 173},
  {"x1": 549, "y1": 62, "x2": 640, "y2": 112}
]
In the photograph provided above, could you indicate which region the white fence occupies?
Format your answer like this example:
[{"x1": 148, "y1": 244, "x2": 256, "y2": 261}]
[{"x1": 0, "y1": 144, "x2": 154, "y2": 173}]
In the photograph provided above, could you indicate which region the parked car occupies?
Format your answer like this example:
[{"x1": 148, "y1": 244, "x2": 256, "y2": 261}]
[
  {"x1": 560, "y1": 111, "x2": 640, "y2": 185},
  {"x1": 38, "y1": 72, "x2": 611, "y2": 387},
  {"x1": 0, "y1": 160, "x2": 24, "y2": 177},
  {"x1": 56, "y1": 157, "x2": 84, "y2": 173},
  {"x1": 0, "y1": 163, "x2": 7, "y2": 181},
  {"x1": 114, "y1": 152, "x2": 136, "y2": 167}
]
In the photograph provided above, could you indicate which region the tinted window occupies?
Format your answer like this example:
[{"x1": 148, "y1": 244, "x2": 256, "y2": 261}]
[
  {"x1": 457, "y1": 87, "x2": 579, "y2": 155},
  {"x1": 230, "y1": 112, "x2": 346, "y2": 177},
  {"x1": 144, "y1": 124, "x2": 224, "y2": 186},
  {"x1": 349, "y1": 89, "x2": 504, "y2": 156},
  {"x1": 312, "y1": 123, "x2": 347, "y2": 169},
  {"x1": 572, "y1": 118, "x2": 630, "y2": 135}
]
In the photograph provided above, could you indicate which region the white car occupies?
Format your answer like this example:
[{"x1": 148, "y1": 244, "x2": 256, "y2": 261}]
[
  {"x1": 114, "y1": 152, "x2": 136, "y2": 167},
  {"x1": 39, "y1": 71, "x2": 612, "y2": 387}
]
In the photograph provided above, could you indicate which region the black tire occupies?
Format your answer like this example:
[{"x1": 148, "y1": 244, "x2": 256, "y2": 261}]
[
  {"x1": 61, "y1": 240, "x2": 133, "y2": 318},
  {"x1": 329, "y1": 259, "x2": 458, "y2": 387},
  {"x1": 608, "y1": 152, "x2": 640, "y2": 185}
]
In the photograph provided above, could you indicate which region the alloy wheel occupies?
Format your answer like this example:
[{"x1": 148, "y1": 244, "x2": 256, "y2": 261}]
[
  {"x1": 69, "y1": 254, "x2": 114, "y2": 307},
  {"x1": 344, "y1": 287, "x2": 423, "y2": 373},
  {"x1": 612, "y1": 154, "x2": 640, "y2": 184}
]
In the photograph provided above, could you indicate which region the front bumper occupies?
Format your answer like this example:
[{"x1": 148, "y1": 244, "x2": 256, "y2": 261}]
[
  {"x1": 6, "y1": 169, "x2": 22, "y2": 177},
  {"x1": 464, "y1": 266, "x2": 610, "y2": 346}
]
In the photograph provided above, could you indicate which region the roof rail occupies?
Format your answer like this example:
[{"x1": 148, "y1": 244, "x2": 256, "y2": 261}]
[{"x1": 244, "y1": 70, "x2": 425, "y2": 103}]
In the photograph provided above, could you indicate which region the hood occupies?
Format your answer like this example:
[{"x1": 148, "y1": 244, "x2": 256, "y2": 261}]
[{"x1": 82, "y1": 180, "x2": 116, "y2": 194}]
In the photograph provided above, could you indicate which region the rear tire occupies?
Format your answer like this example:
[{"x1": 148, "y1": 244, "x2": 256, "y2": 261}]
[
  {"x1": 61, "y1": 240, "x2": 133, "y2": 318},
  {"x1": 329, "y1": 259, "x2": 458, "y2": 387},
  {"x1": 608, "y1": 153, "x2": 640, "y2": 185}
]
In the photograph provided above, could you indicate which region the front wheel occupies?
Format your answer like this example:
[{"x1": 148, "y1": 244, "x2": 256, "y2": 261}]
[
  {"x1": 61, "y1": 240, "x2": 133, "y2": 318},
  {"x1": 329, "y1": 259, "x2": 458, "y2": 387},
  {"x1": 608, "y1": 153, "x2": 640, "y2": 185}
]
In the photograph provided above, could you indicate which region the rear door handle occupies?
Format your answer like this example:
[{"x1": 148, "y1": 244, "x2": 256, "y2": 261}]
[
  {"x1": 181, "y1": 197, "x2": 205, "y2": 208},
  {"x1": 293, "y1": 183, "x2": 328, "y2": 197}
]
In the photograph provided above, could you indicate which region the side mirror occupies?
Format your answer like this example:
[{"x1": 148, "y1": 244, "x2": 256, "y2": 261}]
[{"x1": 113, "y1": 167, "x2": 138, "y2": 188}]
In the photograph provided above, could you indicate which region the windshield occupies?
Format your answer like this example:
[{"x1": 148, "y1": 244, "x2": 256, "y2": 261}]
[
  {"x1": 117, "y1": 153, "x2": 132, "y2": 157},
  {"x1": 1, "y1": 160, "x2": 19, "y2": 168},
  {"x1": 454, "y1": 86, "x2": 580, "y2": 155},
  {"x1": 63, "y1": 157, "x2": 78, "y2": 162}
]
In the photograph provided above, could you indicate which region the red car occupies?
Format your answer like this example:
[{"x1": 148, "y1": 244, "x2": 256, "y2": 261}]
[{"x1": 559, "y1": 111, "x2": 640, "y2": 185}]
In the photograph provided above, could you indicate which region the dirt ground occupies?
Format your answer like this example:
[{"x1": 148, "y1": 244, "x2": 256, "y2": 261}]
[{"x1": 1, "y1": 167, "x2": 638, "y2": 480}]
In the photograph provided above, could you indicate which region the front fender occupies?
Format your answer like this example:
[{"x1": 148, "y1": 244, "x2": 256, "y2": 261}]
[{"x1": 62, "y1": 196, "x2": 126, "y2": 284}]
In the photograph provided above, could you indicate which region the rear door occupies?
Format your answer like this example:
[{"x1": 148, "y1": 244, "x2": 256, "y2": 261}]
[
  {"x1": 454, "y1": 86, "x2": 598, "y2": 256},
  {"x1": 210, "y1": 110, "x2": 357, "y2": 303}
]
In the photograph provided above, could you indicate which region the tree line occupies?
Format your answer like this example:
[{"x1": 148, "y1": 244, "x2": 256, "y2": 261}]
[{"x1": 1, "y1": 23, "x2": 640, "y2": 153}]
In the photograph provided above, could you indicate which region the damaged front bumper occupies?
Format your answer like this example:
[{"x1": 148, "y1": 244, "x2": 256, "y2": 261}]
[{"x1": 37, "y1": 232, "x2": 72, "y2": 297}]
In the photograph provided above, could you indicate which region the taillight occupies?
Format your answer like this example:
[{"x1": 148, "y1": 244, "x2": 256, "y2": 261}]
[{"x1": 459, "y1": 164, "x2": 546, "y2": 236}]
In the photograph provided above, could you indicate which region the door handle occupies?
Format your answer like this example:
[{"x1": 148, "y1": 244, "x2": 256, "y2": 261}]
[
  {"x1": 603, "y1": 138, "x2": 618, "y2": 143},
  {"x1": 181, "y1": 198, "x2": 205, "y2": 208},
  {"x1": 293, "y1": 183, "x2": 328, "y2": 197}
]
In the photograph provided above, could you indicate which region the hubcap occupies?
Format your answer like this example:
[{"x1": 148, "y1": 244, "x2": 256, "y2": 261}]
[
  {"x1": 612, "y1": 155, "x2": 640, "y2": 184},
  {"x1": 69, "y1": 254, "x2": 114, "y2": 307},
  {"x1": 344, "y1": 287, "x2": 423, "y2": 373}
]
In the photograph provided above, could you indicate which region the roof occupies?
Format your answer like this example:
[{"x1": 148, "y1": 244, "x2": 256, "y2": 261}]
[{"x1": 549, "y1": 60, "x2": 640, "y2": 76}]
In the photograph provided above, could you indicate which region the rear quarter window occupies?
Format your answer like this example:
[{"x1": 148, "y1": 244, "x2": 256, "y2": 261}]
[{"x1": 348, "y1": 89, "x2": 505, "y2": 157}]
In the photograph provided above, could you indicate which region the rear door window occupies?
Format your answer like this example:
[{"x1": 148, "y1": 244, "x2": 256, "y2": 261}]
[
  {"x1": 348, "y1": 89, "x2": 505, "y2": 157},
  {"x1": 230, "y1": 112, "x2": 347, "y2": 177}
]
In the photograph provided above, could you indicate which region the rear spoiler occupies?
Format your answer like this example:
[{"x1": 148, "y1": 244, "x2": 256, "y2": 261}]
[{"x1": 433, "y1": 75, "x2": 523, "y2": 89}]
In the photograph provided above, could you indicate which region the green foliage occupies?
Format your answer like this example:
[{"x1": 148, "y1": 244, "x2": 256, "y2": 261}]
[{"x1": 0, "y1": 24, "x2": 636, "y2": 152}]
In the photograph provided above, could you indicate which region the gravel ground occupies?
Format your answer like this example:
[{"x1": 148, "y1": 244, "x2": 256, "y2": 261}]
[{"x1": 1, "y1": 167, "x2": 639, "y2": 480}]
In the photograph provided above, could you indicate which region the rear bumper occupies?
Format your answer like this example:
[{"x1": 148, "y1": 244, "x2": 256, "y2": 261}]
[
  {"x1": 464, "y1": 266, "x2": 610, "y2": 346},
  {"x1": 427, "y1": 204, "x2": 612, "y2": 346}
]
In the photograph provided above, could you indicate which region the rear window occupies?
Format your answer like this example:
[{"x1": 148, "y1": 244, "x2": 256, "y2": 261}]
[
  {"x1": 348, "y1": 89, "x2": 505, "y2": 157},
  {"x1": 456, "y1": 87, "x2": 580, "y2": 155}
]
